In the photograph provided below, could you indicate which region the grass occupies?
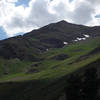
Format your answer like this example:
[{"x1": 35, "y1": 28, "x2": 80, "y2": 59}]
[
  {"x1": 0, "y1": 37, "x2": 100, "y2": 100},
  {"x1": 0, "y1": 37, "x2": 100, "y2": 81}
]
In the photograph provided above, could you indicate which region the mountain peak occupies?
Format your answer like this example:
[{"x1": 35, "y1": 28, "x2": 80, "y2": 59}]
[{"x1": 56, "y1": 20, "x2": 69, "y2": 24}]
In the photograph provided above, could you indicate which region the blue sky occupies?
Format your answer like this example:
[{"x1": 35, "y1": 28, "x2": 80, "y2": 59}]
[
  {"x1": 0, "y1": 27, "x2": 8, "y2": 40},
  {"x1": 69, "y1": 0, "x2": 73, "y2": 2},
  {"x1": 15, "y1": 0, "x2": 31, "y2": 7},
  {"x1": 95, "y1": 15, "x2": 100, "y2": 18},
  {"x1": 0, "y1": 0, "x2": 30, "y2": 40}
]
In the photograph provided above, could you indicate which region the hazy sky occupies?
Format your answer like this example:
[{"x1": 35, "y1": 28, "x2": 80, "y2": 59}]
[{"x1": 0, "y1": 0, "x2": 100, "y2": 40}]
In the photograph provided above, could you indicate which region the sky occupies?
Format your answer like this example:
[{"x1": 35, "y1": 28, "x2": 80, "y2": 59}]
[{"x1": 0, "y1": 0, "x2": 100, "y2": 40}]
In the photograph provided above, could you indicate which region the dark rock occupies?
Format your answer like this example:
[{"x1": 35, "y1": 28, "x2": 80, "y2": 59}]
[
  {"x1": 4, "y1": 72, "x2": 9, "y2": 75},
  {"x1": 40, "y1": 38, "x2": 64, "y2": 48},
  {"x1": 33, "y1": 63, "x2": 40, "y2": 67},
  {"x1": 26, "y1": 69, "x2": 39, "y2": 74},
  {"x1": 51, "y1": 54, "x2": 69, "y2": 60},
  {"x1": 88, "y1": 46, "x2": 100, "y2": 55}
]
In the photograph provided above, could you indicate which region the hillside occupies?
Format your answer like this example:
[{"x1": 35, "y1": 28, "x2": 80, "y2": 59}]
[
  {"x1": 0, "y1": 20, "x2": 100, "y2": 61},
  {"x1": 0, "y1": 21, "x2": 100, "y2": 100}
]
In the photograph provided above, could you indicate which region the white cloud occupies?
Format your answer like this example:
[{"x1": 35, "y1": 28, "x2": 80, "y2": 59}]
[{"x1": 0, "y1": 0, "x2": 100, "y2": 37}]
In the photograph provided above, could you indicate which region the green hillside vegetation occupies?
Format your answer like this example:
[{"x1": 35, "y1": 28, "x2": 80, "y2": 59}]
[{"x1": 0, "y1": 37, "x2": 100, "y2": 100}]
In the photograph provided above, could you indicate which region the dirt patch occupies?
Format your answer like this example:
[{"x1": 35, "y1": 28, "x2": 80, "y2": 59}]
[
  {"x1": 31, "y1": 62, "x2": 41, "y2": 67},
  {"x1": 26, "y1": 69, "x2": 40, "y2": 74}
]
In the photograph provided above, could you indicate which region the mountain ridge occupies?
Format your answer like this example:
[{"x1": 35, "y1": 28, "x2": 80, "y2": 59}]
[{"x1": 0, "y1": 20, "x2": 100, "y2": 61}]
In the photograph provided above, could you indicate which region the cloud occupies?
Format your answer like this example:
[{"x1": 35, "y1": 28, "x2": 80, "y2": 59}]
[
  {"x1": 0, "y1": 0, "x2": 100, "y2": 36},
  {"x1": 70, "y1": 0, "x2": 95, "y2": 24}
]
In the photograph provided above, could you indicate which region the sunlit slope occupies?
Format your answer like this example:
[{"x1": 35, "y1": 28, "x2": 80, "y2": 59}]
[{"x1": 0, "y1": 37, "x2": 100, "y2": 80}]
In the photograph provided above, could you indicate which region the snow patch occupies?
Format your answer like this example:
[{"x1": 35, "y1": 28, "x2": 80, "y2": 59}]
[
  {"x1": 84, "y1": 34, "x2": 90, "y2": 38},
  {"x1": 64, "y1": 42, "x2": 68, "y2": 45},
  {"x1": 73, "y1": 34, "x2": 90, "y2": 42},
  {"x1": 74, "y1": 40, "x2": 78, "y2": 42},
  {"x1": 82, "y1": 38, "x2": 86, "y2": 40},
  {"x1": 46, "y1": 49, "x2": 49, "y2": 51},
  {"x1": 74, "y1": 37, "x2": 86, "y2": 42},
  {"x1": 77, "y1": 37, "x2": 82, "y2": 41}
]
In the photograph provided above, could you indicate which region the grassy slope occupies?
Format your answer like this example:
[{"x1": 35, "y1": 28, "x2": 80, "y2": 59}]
[{"x1": 0, "y1": 37, "x2": 100, "y2": 100}]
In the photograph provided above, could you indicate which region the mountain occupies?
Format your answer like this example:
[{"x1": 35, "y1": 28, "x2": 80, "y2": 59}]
[
  {"x1": 0, "y1": 20, "x2": 100, "y2": 100},
  {"x1": 0, "y1": 20, "x2": 100, "y2": 61}
]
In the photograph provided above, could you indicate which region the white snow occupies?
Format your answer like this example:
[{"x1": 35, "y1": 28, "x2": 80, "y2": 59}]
[
  {"x1": 74, "y1": 37, "x2": 86, "y2": 41},
  {"x1": 64, "y1": 42, "x2": 68, "y2": 45},
  {"x1": 82, "y1": 38, "x2": 86, "y2": 40},
  {"x1": 74, "y1": 40, "x2": 78, "y2": 42},
  {"x1": 73, "y1": 34, "x2": 89, "y2": 42},
  {"x1": 84, "y1": 34, "x2": 90, "y2": 38},
  {"x1": 77, "y1": 37, "x2": 82, "y2": 41},
  {"x1": 46, "y1": 49, "x2": 49, "y2": 51}
]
